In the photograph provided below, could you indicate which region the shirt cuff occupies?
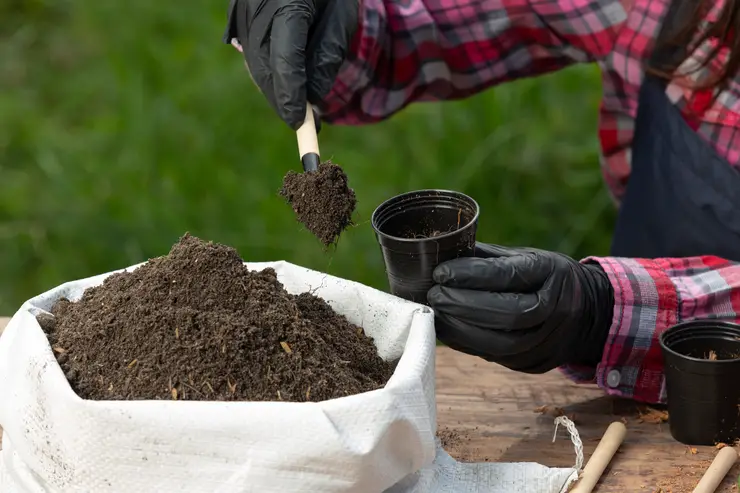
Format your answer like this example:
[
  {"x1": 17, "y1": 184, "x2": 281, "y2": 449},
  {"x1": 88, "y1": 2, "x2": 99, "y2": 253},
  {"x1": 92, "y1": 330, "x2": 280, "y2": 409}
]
[
  {"x1": 320, "y1": 0, "x2": 382, "y2": 125},
  {"x1": 560, "y1": 257, "x2": 680, "y2": 404}
]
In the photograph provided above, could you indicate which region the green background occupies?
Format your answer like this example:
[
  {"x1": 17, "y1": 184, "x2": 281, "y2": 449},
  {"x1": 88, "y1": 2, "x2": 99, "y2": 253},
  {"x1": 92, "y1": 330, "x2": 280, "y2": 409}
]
[{"x1": 0, "y1": 0, "x2": 616, "y2": 315}]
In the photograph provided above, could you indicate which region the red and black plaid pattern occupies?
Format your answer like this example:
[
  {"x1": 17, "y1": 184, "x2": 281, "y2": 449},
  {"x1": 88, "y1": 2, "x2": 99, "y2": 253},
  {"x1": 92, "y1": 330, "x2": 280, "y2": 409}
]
[
  {"x1": 563, "y1": 255, "x2": 740, "y2": 404},
  {"x1": 322, "y1": 0, "x2": 740, "y2": 203}
]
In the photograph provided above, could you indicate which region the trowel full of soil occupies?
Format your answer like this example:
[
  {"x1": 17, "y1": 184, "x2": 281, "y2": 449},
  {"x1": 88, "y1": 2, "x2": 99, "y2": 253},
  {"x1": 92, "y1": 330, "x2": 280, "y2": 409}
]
[{"x1": 279, "y1": 103, "x2": 357, "y2": 247}]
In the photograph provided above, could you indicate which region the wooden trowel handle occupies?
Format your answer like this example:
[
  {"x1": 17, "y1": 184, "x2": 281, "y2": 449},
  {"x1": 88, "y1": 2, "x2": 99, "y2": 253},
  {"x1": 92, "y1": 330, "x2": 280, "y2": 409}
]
[
  {"x1": 570, "y1": 421, "x2": 627, "y2": 493},
  {"x1": 692, "y1": 447, "x2": 738, "y2": 493},
  {"x1": 296, "y1": 102, "x2": 320, "y2": 172}
]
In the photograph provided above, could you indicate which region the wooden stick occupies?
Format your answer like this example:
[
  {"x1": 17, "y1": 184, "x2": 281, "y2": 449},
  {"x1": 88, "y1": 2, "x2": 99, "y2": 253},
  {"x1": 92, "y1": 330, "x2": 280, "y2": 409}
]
[
  {"x1": 569, "y1": 421, "x2": 627, "y2": 493},
  {"x1": 692, "y1": 447, "x2": 738, "y2": 493},
  {"x1": 296, "y1": 102, "x2": 319, "y2": 159}
]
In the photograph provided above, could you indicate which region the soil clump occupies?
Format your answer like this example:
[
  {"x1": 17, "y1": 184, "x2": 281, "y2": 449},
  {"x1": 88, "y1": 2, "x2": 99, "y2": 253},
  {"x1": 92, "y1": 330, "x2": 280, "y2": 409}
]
[
  {"x1": 280, "y1": 161, "x2": 356, "y2": 247},
  {"x1": 42, "y1": 233, "x2": 395, "y2": 402}
]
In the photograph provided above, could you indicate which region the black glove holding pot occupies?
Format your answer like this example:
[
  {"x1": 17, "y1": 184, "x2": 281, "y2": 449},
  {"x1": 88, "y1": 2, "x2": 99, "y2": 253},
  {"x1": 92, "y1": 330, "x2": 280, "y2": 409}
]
[
  {"x1": 223, "y1": 0, "x2": 358, "y2": 130},
  {"x1": 427, "y1": 243, "x2": 615, "y2": 373}
]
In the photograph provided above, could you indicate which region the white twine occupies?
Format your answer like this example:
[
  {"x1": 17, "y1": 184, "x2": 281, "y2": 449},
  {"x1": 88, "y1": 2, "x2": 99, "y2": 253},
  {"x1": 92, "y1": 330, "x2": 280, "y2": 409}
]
[{"x1": 552, "y1": 415, "x2": 584, "y2": 472}]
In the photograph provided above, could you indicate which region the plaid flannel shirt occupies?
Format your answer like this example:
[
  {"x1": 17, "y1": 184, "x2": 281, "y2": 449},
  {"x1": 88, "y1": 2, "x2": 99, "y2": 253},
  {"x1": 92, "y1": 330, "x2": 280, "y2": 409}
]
[
  {"x1": 565, "y1": 256, "x2": 740, "y2": 404},
  {"x1": 320, "y1": 0, "x2": 740, "y2": 404}
]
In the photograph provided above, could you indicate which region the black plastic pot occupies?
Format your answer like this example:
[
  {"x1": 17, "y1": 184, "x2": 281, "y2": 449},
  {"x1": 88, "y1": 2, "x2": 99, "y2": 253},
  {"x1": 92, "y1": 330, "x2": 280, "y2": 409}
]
[
  {"x1": 659, "y1": 320, "x2": 740, "y2": 445},
  {"x1": 371, "y1": 189, "x2": 480, "y2": 304}
]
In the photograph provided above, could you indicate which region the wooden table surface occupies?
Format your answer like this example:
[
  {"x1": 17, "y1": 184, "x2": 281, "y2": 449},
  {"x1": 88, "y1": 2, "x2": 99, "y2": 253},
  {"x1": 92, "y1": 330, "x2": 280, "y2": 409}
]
[{"x1": 1, "y1": 316, "x2": 738, "y2": 492}]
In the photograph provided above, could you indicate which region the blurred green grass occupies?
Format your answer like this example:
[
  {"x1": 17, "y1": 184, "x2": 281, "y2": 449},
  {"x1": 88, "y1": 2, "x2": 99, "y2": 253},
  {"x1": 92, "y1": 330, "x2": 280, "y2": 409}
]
[{"x1": 0, "y1": 0, "x2": 616, "y2": 314}]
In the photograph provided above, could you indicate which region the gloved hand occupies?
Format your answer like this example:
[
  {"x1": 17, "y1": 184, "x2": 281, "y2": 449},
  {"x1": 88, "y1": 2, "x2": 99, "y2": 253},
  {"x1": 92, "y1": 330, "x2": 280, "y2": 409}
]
[
  {"x1": 222, "y1": 0, "x2": 358, "y2": 130},
  {"x1": 427, "y1": 243, "x2": 614, "y2": 373}
]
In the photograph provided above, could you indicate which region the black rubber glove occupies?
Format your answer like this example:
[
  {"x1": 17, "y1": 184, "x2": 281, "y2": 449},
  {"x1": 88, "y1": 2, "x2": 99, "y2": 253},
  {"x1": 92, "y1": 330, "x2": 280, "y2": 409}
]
[
  {"x1": 223, "y1": 0, "x2": 358, "y2": 130},
  {"x1": 427, "y1": 243, "x2": 614, "y2": 373}
]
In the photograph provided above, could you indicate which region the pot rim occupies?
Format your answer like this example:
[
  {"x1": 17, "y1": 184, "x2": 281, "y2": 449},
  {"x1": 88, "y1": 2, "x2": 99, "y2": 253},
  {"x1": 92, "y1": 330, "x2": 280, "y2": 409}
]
[
  {"x1": 370, "y1": 189, "x2": 481, "y2": 244},
  {"x1": 659, "y1": 319, "x2": 740, "y2": 364}
]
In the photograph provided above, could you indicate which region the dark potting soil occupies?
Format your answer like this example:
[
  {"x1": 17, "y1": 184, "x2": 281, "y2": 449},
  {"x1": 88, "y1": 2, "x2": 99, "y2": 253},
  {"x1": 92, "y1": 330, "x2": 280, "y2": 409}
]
[
  {"x1": 399, "y1": 208, "x2": 470, "y2": 239},
  {"x1": 404, "y1": 227, "x2": 457, "y2": 239},
  {"x1": 41, "y1": 233, "x2": 395, "y2": 402},
  {"x1": 280, "y1": 161, "x2": 357, "y2": 247}
]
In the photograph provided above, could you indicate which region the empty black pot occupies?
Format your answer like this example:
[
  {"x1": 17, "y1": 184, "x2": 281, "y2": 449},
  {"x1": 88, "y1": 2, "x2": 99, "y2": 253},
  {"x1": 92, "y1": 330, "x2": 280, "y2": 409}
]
[
  {"x1": 659, "y1": 320, "x2": 740, "y2": 445},
  {"x1": 371, "y1": 189, "x2": 480, "y2": 304}
]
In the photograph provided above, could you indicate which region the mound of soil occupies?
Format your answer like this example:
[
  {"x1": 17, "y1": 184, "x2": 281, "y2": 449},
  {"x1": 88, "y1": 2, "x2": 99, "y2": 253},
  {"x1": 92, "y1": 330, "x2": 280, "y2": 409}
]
[
  {"x1": 41, "y1": 233, "x2": 395, "y2": 402},
  {"x1": 280, "y1": 161, "x2": 356, "y2": 247}
]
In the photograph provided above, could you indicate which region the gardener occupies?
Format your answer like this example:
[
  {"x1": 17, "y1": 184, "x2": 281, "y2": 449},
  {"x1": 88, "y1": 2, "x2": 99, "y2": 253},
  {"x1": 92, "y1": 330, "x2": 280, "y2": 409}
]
[{"x1": 223, "y1": 0, "x2": 740, "y2": 405}]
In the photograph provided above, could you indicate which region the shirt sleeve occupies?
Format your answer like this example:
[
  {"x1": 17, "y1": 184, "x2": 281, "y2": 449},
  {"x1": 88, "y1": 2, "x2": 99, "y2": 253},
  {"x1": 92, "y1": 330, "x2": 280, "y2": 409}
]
[
  {"x1": 319, "y1": 0, "x2": 629, "y2": 125},
  {"x1": 561, "y1": 255, "x2": 740, "y2": 404}
]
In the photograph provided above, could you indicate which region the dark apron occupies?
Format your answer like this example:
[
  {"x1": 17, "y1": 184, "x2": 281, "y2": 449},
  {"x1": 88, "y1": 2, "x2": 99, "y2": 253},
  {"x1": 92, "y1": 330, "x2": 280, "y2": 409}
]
[{"x1": 610, "y1": 0, "x2": 740, "y2": 261}]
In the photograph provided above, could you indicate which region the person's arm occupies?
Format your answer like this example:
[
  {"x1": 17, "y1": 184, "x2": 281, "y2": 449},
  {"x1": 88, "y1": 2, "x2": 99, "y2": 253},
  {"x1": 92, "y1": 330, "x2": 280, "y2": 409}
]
[
  {"x1": 563, "y1": 255, "x2": 740, "y2": 404},
  {"x1": 321, "y1": 0, "x2": 630, "y2": 124}
]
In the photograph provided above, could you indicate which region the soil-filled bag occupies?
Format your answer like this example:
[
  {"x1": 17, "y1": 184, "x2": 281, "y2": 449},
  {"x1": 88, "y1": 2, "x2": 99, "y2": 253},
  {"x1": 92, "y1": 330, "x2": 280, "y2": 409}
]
[{"x1": 0, "y1": 261, "x2": 577, "y2": 493}]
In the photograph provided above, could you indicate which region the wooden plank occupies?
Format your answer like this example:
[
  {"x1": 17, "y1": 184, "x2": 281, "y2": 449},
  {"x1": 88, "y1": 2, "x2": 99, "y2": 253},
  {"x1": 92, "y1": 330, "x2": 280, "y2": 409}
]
[
  {"x1": 435, "y1": 347, "x2": 740, "y2": 492},
  {"x1": 0, "y1": 317, "x2": 736, "y2": 491}
]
